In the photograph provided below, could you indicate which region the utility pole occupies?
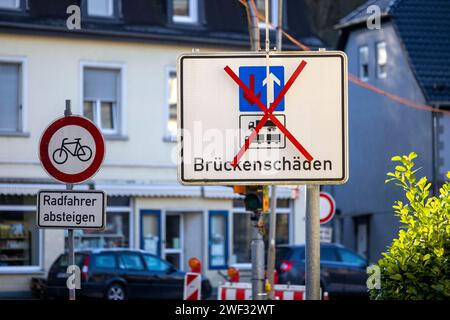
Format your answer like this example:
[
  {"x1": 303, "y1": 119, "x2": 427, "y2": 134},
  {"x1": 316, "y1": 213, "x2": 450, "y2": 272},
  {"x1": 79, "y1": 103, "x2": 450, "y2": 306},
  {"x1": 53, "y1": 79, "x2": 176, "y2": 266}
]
[
  {"x1": 266, "y1": 0, "x2": 283, "y2": 300},
  {"x1": 245, "y1": 0, "x2": 266, "y2": 300}
]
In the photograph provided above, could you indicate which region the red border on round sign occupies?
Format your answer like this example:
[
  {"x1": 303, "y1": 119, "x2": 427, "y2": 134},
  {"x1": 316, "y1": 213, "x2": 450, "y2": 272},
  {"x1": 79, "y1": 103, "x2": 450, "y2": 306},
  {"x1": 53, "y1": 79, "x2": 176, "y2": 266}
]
[
  {"x1": 320, "y1": 192, "x2": 336, "y2": 225},
  {"x1": 39, "y1": 116, "x2": 105, "y2": 184}
]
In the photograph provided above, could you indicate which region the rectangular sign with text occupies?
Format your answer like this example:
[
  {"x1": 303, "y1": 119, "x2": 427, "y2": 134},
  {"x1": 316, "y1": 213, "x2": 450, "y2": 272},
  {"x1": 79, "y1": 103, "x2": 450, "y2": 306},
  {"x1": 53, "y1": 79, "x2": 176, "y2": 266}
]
[
  {"x1": 37, "y1": 190, "x2": 106, "y2": 229},
  {"x1": 178, "y1": 52, "x2": 349, "y2": 185}
]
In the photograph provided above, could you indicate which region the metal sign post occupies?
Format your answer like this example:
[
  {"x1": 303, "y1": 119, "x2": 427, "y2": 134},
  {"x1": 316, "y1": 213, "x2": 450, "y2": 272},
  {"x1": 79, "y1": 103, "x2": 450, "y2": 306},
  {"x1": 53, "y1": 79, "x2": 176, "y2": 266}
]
[
  {"x1": 38, "y1": 99, "x2": 106, "y2": 301},
  {"x1": 305, "y1": 185, "x2": 321, "y2": 300},
  {"x1": 64, "y1": 100, "x2": 76, "y2": 301}
]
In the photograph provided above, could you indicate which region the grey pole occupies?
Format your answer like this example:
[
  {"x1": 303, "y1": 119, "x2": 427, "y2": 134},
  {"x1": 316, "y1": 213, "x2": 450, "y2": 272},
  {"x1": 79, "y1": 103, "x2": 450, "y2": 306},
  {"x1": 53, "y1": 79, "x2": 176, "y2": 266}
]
[
  {"x1": 245, "y1": 0, "x2": 266, "y2": 301},
  {"x1": 267, "y1": 0, "x2": 284, "y2": 299},
  {"x1": 305, "y1": 184, "x2": 321, "y2": 300},
  {"x1": 251, "y1": 213, "x2": 265, "y2": 300},
  {"x1": 266, "y1": 186, "x2": 277, "y2": 299},
  {"x1": 276, "y1": 0, "x2": 283, "y2": 51},
  {"x1": 64, "y1": 100, "x2": 76, "y2": 301}
]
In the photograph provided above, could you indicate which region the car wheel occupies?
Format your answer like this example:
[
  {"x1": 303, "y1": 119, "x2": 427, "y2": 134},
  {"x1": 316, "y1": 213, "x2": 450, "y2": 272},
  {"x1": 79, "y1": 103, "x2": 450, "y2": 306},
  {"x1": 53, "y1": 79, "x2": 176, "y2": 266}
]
[{"x1": 105, "y1": 283, "x2": 126, "y2": 301}]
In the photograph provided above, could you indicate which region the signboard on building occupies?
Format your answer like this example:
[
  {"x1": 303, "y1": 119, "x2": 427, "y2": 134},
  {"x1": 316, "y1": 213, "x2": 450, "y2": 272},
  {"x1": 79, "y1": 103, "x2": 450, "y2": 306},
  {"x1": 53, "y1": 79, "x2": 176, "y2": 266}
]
[
  {"x1": 178, "y1": 52, "x2": 348, "y2": 185},
  {"x1": 37, "y1": 190, "x2": 106, "y2": 229}
]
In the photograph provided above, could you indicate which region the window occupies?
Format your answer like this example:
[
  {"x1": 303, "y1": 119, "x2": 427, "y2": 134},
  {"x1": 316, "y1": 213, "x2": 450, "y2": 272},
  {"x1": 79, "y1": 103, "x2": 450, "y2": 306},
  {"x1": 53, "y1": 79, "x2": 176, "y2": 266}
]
[
  {"x1": 93, "y1": 254, "x2": 117, "y2": 269},
  {"x1": 209, "y1": 211, "x2": 228, "y2": 269},
  {"x1": 0, "y1": 61, "x2": 23, "y2": 133},
  {"x1": 0, "y1": 196, "x2": 41, "y2": 271},
  {"x1": 275, "y1": 213, "x2": 289, "y2": 245},
  {"x1": 71, "y1": 211, "x2": 130, "y2": 249},
  {"x1": 172, "y1": 0, "x2": 198, "y2": 24},
  {"x1": 83, "y1": 67, "x2": 121, "y2": 135},
  {"x1": 359, "y1": 46, "x2": 369, "y2": 81},
  {"x1": 119, "y1": 253, "x2": 145, "y2": 271},
  {"x1": 165, "y1": 67, "x2": 177, "y2": 141},
  {"x1": 143, "y1": 254, "x2": 170, "y2": 272},
  {"x1": 141, "y1": 211, "x2": 160, "y2": 256},
  {"x1": 87, "y1": 0, "x2": 114, "y2": 17},
  {"x1": 321, "y1": 247, "x2": 339, "y2": 262},
  {"x1": 338, "y1": 249, "x2": 367, "y2": 267},
  {"x1": 255, "y1": 0, "x2": 279, "y2": 28},
  {"x1": 376, "y1": 42, "x2": 387, "y2": 78},
  {"x1": 69, "y1": 196, "x2": 130, "y2": 250},
  {"x1": 0, "y1": 0, "x2": 20, "y2": 10}
]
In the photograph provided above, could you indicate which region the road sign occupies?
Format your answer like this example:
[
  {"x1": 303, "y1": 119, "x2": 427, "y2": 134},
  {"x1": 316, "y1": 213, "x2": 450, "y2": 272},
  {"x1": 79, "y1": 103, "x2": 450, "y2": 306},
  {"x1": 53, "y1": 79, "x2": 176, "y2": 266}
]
[
  {"x1": 178, "y1": 52, "x2": 348, "y2": 185},
  {"x1": 37, "y1": 190, "x2": 106, "y2": 229},
  {"x1": 39, "y1": 116, "x2": 105, "y2": 184},
  {"x1": 320, "y1": 191, "x2": 336, "y2": 224}
]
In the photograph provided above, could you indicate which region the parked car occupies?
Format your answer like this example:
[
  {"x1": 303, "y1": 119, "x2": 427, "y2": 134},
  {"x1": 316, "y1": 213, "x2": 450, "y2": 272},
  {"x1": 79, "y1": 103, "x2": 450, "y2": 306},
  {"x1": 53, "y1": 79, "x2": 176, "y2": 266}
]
[
  {"x1": 46, "y1": 249, "x2": 212, "y2": 300},
  {"x1": 275, "y1": 243, "x2": 369, "y2": 299}
]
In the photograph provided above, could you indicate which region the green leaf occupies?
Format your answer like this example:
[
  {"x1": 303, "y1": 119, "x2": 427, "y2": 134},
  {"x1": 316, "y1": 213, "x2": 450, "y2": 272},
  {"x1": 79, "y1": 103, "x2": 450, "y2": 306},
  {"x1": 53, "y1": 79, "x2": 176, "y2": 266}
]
[
  {"x1": 434, "y1": 248, "x2": 444, "y2": 257},
  {"x1": 390, "y1": 274, "x2": 402, "y2": 281},
  {"x1": 392, "y1": 156, "x2": 402, "y2": 161},
  {"x1": 396, "y1": 166, "x2": 406, "y2": 172}
]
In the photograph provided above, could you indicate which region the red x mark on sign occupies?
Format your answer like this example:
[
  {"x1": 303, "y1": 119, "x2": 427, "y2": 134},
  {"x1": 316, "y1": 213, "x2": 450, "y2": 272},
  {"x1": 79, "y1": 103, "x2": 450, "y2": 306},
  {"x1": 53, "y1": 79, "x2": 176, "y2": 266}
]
[{"x1": 224, "y1": 60, "x2": 314, "y2": 167}]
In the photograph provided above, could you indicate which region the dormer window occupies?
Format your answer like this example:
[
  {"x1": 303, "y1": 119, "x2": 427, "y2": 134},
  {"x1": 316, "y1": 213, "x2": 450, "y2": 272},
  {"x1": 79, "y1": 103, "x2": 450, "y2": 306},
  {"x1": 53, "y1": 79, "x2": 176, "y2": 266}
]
[
  {"x1": 172, "y1": 0, "x2": 198, "y2": 24},
  {"x1": 87, "y1": 0, "x2": 115, "y2": 18},
  {"x1": 255, "y1": 0, "x2": 279, "y2": 29},
  {"x1": 0, "y1": 0, "x2": 21, "y2": 10}
]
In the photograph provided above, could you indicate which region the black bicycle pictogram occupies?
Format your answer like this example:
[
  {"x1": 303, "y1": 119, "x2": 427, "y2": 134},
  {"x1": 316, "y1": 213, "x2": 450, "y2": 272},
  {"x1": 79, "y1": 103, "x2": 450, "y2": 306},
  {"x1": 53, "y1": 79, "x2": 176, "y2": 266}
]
[{"x1": 52, "y1": 138, "x2": 93, "y2": 165}]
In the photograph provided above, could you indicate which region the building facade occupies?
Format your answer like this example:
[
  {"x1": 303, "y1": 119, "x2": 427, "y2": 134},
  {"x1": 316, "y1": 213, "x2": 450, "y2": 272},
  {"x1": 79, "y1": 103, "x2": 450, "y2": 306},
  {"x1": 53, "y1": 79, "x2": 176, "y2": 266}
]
[
  {"x1": 0, "y1": 0, "x2": 321, "y2": 297},
  {"x1": 327, "y1": 0, "x2": 450, "y2": 263}
]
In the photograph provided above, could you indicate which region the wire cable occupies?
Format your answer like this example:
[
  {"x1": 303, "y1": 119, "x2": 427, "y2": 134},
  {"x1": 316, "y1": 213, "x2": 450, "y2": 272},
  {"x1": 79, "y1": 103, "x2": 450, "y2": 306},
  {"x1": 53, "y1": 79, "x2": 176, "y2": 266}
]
[{"x1": 237, "y1": 0, "x2": 450, "y2": 116}]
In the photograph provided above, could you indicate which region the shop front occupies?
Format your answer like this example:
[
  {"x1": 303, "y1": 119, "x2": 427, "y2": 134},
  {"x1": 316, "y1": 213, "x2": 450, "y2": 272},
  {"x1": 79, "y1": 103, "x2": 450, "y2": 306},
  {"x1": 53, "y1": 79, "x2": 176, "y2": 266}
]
[{"x1": 0, "y1": 182, "x2": 303, "y2": 296}]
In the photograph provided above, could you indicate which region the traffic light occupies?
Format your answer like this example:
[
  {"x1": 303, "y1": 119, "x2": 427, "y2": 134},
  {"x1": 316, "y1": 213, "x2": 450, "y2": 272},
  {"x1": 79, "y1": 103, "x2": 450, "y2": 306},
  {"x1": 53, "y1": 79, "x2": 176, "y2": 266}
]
[
  {"x1": 232, "y1": 185, "x2": 269, "y2": 213},
  {"x1": 244, "y1": 186, "x2": 262, "y2": 212}
]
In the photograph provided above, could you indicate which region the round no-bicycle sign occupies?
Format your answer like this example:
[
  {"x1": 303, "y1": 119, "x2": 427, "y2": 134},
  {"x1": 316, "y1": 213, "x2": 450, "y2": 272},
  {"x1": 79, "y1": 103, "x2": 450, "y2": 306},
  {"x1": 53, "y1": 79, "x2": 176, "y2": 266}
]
[
  {"x1": 320, "y1": 191, "x2": 336, "y2": 224},
  {"x1": 39, "y1": 116, "x2": 105, "y2": 184}
]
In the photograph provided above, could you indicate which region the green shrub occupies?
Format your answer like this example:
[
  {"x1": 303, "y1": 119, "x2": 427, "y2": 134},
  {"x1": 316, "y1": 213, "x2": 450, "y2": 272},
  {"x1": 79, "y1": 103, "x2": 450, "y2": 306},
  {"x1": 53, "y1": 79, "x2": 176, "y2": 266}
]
[{"x1": 370, "y1": 152, "x2": 450, "y2": 300}]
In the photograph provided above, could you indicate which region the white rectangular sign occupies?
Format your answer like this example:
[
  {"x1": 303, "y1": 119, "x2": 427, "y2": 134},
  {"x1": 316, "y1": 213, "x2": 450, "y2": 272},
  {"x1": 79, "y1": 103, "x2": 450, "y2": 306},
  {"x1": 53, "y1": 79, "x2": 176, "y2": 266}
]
[
  {"x1": 178, "y1": 52, "x2": 348, "y2": 185},
  {"x1": 37, "y1": 190, "x2": 106, "y2": 229}
]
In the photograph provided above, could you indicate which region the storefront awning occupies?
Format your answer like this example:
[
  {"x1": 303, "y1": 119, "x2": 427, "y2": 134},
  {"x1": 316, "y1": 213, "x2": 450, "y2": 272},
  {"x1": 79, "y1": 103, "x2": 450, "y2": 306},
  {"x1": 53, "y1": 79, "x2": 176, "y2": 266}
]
[
  {"x1": 0, "y1": 183, "x2": 89, "y2": 196},
  {"x1": 0, "y1": 182, "x2": 295, "y2": 199},
  {"x1": 95, "y1": 183, "x2": 202, "y2": 198}
]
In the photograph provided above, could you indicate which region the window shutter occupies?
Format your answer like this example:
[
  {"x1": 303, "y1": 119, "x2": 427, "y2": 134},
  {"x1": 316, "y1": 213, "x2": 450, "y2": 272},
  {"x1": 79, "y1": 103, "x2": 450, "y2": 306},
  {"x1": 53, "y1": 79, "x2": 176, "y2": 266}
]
[
  {"x1": 0, "y1": 63, "x2": 20, "y2": 131},
  {"x1": 84, "y1": 68, "x2": 118, "y2": 101}
]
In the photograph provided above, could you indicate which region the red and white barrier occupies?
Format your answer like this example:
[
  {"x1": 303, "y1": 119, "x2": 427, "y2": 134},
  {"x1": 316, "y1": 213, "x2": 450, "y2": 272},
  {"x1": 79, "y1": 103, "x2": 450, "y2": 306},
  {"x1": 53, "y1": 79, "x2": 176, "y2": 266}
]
[
  {"x1": 273, "y1": 284, "x2": 305, "y2": 300},
  {"x1": 183, "y1": 257, "x2": 202, "y2": 300},
  {"x1": 218, "y1": 283, "x2": 325, "y2": 300},
  {"x1": 184, "y1": 272, "x2": 202, "y2": 300},
  {"x1": 218, "y1": 282, "x2": 252, "y2": 300}
]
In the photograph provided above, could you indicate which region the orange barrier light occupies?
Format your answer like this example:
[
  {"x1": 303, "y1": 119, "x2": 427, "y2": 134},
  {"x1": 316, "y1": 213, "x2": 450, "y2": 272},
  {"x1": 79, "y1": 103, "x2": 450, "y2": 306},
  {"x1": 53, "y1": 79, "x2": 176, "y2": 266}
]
[
  {"x1": 188, "y1": 257, "x2": 201, "y2": 273},
  {"x1": 227, "y1": 266, "x2": 240, "y2": 283}
]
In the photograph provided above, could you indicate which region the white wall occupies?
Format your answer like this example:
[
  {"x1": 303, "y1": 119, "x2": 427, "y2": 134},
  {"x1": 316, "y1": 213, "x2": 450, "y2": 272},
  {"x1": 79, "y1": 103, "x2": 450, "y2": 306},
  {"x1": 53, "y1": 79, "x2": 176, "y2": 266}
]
[{"x1": 0, "y1": 33, "x2": 229, "y2": 183}]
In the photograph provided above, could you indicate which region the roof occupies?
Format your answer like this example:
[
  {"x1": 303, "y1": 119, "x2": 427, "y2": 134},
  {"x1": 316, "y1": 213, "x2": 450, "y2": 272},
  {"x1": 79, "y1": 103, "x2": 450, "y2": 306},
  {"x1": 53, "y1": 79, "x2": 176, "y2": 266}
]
[
  {"x1": 337, "y1": 0, "x2": 450, "y2": 103},
  {"x1": 0, "y1": 0, "x2": 324, "y2": 49},
  {"x1": 336, "y1": 0, "x2": 398, "y2": 29}
]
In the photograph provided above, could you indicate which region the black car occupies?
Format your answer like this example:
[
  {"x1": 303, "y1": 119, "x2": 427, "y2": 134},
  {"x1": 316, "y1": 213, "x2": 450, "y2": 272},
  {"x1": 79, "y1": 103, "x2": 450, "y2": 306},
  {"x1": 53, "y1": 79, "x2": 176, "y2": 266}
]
[
  {"x1": 46, "y1": 249, "x2": 212, "y2": 300},
  {"x1": 275, "y1": 243, "x2": 369, "y2": 298}
]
